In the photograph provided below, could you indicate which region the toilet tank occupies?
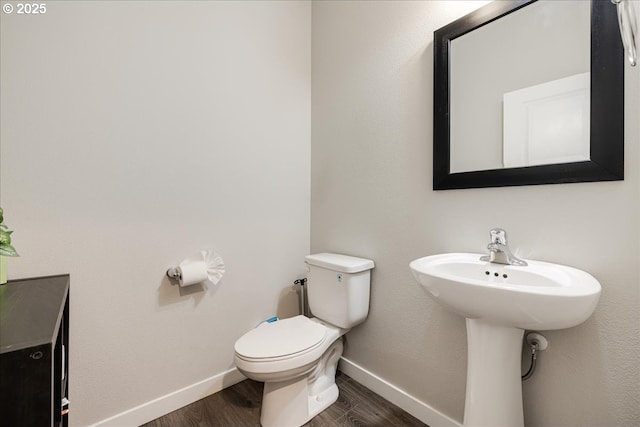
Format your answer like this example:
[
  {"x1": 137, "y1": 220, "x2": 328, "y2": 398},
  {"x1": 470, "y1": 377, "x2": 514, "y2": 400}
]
[{"x1": 305, "y1": 253, "x2": 374, "y2": 329}]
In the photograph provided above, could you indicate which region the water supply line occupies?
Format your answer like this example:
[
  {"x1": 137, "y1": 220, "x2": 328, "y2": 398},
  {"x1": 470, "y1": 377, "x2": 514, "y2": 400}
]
[
  {"x1": 294, "y1": 278, "x2": 309, "y2": 317},
  {"x1": 522, "y1": 332, "x2": 548, "y2": 381},
  {"x1": 521, "y1": 341, "x2": 539, "y2": 381}
]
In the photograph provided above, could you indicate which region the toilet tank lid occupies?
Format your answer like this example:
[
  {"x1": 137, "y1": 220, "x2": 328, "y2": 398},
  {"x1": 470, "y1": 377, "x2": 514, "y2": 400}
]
[{"x1": 305, "y1": 253, "x2": 374, "y2": 273}]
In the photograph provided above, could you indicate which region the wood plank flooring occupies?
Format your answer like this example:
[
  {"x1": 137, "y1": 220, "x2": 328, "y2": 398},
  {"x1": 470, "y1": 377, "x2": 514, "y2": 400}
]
[{"x1": 141, "y1": 372, "x2": 428, "y2": 427}]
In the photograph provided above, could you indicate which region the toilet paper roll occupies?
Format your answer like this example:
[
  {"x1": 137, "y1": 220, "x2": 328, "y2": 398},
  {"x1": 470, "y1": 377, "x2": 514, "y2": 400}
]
[{"x1": 177, "y1": 259, "x2": 208, "y2": 287}]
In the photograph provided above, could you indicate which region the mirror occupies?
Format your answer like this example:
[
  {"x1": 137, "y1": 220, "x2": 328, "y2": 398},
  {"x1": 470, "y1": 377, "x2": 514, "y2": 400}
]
[{"x1": 433, "y1": 0, "x2": 624, "y2": 190}]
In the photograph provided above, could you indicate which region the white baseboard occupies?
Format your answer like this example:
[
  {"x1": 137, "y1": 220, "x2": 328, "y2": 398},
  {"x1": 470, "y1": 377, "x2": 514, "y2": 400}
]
[
  {"x1": 91, "y1": 367, "x2": 246, "y2": 427},
  {"x1": 338, "y1": 357, "x2": 462, "y2": 427},
  {"x1": 91, "y1": 358, "x2": 460, "y2": 427}
]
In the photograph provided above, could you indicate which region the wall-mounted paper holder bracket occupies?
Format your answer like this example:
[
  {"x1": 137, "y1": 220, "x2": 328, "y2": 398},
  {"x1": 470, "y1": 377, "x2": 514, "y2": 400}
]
[{"x1": 166, "y1": 267, "x2": 181, "y2": 280}]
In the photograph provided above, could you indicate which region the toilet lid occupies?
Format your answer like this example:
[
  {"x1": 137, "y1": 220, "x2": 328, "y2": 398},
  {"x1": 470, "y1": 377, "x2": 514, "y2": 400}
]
[{"x1": 234, "y1": 316, "x2": 327, "y2": 359}]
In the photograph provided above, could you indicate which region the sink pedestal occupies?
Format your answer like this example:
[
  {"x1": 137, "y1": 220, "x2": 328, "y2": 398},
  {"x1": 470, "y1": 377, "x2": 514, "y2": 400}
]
[{"x1": 464, "y1": 319, "x2": 525, "y2": 427}]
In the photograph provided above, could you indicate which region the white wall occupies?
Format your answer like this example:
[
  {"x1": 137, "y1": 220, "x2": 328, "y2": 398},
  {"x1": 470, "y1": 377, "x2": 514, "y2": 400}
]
[
  {"x1": 312, "y1": 1, "x2": 639, "y2": 426},
  {"x1": 0, "y1": 1, "x2": 310, "y2": 425}
]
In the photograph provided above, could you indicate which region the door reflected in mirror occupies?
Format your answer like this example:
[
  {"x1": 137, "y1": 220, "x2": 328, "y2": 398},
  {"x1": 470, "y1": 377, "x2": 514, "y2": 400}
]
[{"x1": 502, "y1": 72, "x2": 590, "y2": 169}]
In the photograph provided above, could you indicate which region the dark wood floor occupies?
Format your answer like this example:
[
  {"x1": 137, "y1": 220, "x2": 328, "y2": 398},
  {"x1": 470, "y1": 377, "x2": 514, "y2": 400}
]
[{"x1": 141, "y1": 372, "x2": 428, "y2": 427}]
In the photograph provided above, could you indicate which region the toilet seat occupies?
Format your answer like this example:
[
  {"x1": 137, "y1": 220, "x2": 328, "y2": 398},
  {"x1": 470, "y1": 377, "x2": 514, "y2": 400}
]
[
  {"x1": 234, "y1": 316, "x2": 343, "y2": 379},
  {"x1": 234, "y1": 315, "x2": 328, "y2": 361}
]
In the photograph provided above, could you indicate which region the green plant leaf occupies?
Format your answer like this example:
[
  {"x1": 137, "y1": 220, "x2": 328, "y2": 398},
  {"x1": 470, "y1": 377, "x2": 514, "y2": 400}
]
[
  {"x1": 0, "y1": 208, "x2": 17, "y2": 256},
  {"x1": 0, "y1": 230, "x2": 11, "y2": 245},
  {"x1": 0, "y1": 244, "x2": 18, "y2": 257}
]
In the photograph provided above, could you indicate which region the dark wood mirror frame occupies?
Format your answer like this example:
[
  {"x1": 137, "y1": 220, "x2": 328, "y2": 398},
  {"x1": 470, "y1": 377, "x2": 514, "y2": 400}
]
[{"x1": 433, "y1": 0, "x2": 624, "y2": 190}]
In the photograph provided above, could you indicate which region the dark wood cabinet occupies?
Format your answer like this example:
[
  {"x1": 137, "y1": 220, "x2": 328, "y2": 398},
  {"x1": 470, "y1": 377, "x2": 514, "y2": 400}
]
[{"x1": 0, "y1": 275, "x2": 70, "y2": 427}]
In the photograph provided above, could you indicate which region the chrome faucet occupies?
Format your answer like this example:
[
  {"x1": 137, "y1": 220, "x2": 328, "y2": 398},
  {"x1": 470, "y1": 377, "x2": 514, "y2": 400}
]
[{"x1": 479, "y1": 228, "x2": 528, "y2": 266}]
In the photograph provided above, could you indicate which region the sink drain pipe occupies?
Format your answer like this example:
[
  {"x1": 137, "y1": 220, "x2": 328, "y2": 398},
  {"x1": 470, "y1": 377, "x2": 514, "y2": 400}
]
[{"x1": 522, "y1": 332, "x2": 548, "y2": 381}]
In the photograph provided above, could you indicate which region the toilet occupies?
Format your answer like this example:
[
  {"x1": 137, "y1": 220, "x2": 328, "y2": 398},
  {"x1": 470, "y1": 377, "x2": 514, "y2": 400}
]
[{"x1": 233, "y1": 253, "x2": 374, "y2": 427}]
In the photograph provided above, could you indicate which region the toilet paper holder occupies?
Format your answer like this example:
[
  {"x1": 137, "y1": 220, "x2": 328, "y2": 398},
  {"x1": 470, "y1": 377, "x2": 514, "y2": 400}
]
[{"x1": 165, "y1": 249, "x2": 226, "y2": 287}]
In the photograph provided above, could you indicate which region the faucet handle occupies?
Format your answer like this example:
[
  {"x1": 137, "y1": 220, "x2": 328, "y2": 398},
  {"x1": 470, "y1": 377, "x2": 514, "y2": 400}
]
[{"x1": 489, "y1": 228, "x2": 507, "y2": 245}]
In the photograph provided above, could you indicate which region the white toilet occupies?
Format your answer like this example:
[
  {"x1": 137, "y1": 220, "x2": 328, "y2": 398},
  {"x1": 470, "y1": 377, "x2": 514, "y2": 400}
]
[{"x1": 233, "y1": 253, "x2": 374, "y2": 427}]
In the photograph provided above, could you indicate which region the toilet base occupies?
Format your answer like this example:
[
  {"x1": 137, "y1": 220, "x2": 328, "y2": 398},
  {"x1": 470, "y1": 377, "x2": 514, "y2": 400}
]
[{"x1": 260, "y1": 338, "x2": 343, "y2": 427}]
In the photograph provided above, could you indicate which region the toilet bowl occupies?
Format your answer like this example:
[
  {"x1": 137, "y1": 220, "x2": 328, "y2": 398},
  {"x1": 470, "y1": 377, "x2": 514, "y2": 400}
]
[
  {"x1": 233, "y1": 253, "x2": 374, "y2": 427},
  {"x1": 234, "y1": 316, "x2": 345, "y2": 427}
]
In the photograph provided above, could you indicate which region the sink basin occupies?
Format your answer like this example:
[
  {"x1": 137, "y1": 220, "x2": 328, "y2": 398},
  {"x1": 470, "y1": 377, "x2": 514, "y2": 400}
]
[
  {"x1": 409, "y1": 252, "x2": 601, "y2": 330},
  {"x1": 409, "y1": 253, "x2": 601, "y2": 427}
]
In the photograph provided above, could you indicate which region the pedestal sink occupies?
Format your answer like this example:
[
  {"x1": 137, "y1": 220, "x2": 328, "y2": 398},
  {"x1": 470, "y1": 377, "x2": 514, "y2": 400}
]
[{"x1": 409, "y1": 253, "x2": 601, "y2": 427}]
